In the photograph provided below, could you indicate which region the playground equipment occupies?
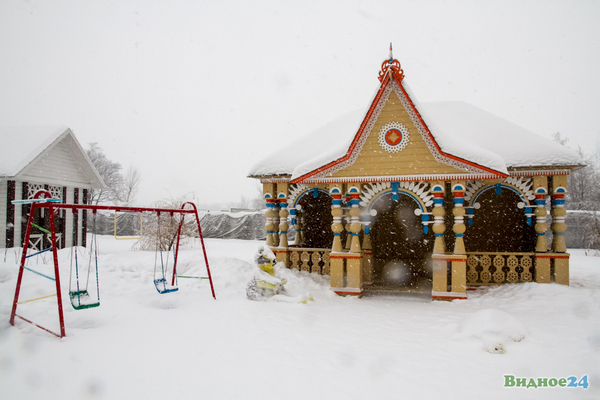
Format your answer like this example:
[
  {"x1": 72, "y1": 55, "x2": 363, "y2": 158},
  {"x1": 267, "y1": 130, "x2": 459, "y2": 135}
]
[
  {"x1": 9, "y1": 190, "x2": 215, "y2": 338},
  {"x1": 153, "y1": 212, "x2": 179, "y2": 294},
  {"x1": 114, "y1": 211, "x2": 143, "y2": 240},
  {"x1": 69, "y1": 212, "x2": 100, "y2": 310}
]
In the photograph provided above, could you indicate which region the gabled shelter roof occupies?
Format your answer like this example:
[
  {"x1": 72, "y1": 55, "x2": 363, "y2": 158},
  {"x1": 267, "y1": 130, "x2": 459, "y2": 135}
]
[
  {"x1": 249, "y1": 55, "x2": 582, "y2": 183},
  {"x1": 0, "y1": 126, "x2": 106, "y2": 189}
]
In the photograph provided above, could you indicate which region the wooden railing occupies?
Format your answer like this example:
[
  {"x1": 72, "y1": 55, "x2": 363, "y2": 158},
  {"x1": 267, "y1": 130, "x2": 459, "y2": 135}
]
[
  {"x1": 466, "y1": 252, "x2": 535, "y2": 286},
  {"x1": 289, "y1": 247, "x2": 331, "y2": 275}
]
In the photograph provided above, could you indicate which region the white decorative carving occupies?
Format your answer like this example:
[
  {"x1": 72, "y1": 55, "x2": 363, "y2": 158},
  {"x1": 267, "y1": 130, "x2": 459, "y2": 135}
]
[
  {"x1": 48, "y1": 185, "x2": 63, "y2": 200},
  {"x1": 464, "y1": 177, "x2": 534, "y2": 204},
  {"x1": 359, "y1": 181, "x2": 432, "y2": 208},
  {"x1": 378, "y1": 121, "x2": 410, "y2": 153},
  {"x1": 27, "y1": 183, "x2": 45, "y2": 199},
  {"x1": 287, "y1": 183, "x2": 309, "y2": 206}
]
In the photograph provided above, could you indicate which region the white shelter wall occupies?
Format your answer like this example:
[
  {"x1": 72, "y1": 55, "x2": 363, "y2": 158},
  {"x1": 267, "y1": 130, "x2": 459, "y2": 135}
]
[
  {"x1": 0, "y1": 180, "x2": 6, "y2": 247},
  {"x1": 19, "y1": 140, "x2": 92, "y2": 188}
]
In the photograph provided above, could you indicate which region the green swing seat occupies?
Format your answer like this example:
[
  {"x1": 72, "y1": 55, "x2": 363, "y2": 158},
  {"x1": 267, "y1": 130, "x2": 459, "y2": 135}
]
[
  {"x1": 69, "y1": 290, "x2": 100, "y2": 310},
  {"x1": 69, "y1": 220, "x2": 101, "y2": 310}
]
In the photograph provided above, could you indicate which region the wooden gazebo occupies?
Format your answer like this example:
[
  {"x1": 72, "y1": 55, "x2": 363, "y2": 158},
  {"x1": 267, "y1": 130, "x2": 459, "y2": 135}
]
[{"x1": 249, "y1": 48, "x2": 582, "y2": 300}]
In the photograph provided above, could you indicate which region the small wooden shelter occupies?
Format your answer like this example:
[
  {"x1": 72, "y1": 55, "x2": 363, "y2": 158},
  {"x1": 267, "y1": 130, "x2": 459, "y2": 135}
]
[
  {"x1": 1, "y1": 126, "x2": 105, "y2": 250},
  {"x1": 248, "y1": 50, "x2": 582, "y2": 300}
]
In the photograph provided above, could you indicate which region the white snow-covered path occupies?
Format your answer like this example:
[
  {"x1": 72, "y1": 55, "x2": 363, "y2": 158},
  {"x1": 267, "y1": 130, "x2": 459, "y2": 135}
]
[{"x1": 1, "y1": 238, "x2": 599, "y2": 399}]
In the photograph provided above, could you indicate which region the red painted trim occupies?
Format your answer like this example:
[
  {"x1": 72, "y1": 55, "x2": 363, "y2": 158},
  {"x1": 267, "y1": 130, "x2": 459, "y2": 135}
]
[
  {"x1": 535, "y1": 255, "x2": 570, "y2": 259},
  {"x1": 330, "y1": 254, "x2": 362, "y2": 259},
  {"x1": 432, "y1": 295, "x2": 467, "y2": 300},
  {"x1": 432, "y1": 255, "x2": 467, "y2": 262},
  {"x1": 334, "y1": 291, "x2": 363, "y2": 296},
  {"x1": 292, "y1": 69, "x2": 508, "y2": 184}
]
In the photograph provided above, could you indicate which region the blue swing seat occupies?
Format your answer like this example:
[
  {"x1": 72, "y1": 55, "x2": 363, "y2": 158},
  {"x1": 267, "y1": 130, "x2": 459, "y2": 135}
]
[{"x1": 154, "y1": 278, "x2": 179, "y2": 294}]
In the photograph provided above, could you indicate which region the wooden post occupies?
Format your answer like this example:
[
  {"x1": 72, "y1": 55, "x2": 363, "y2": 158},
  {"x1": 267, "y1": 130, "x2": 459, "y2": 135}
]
[
  {"x1": 263, "y1": 183, "x2": 276, "y2": 247},
  {"x1": 431, "y1": 257, "x2": 447, "y2": 295},
  {"x1": 362, "y1": 210, "x2": 374, "y2": 286},
  {"x1": 451, "y1": 259, "x2": 467, "y2": 294},
  {"x1": 535, "y1": 256, "x2": 551, "y2": 283},
  {"x1": 431, "y1": 182, "x2": 446, "y2": 255},
  {"x1": 345, "y1": 185, "x2": 363, "y2": 295},
  {"x1": 533, "y1": 176, "x2": 548, "y2": 253},
  {"x1": 348, "y1": 185, "x2": 362, "y2": 254},
  {"x1": 329, "y1": 184, "x2": 344, "y2": 291},
  {"x1": 277, "y1": 184, "x2": 289, "y2": 249},
  {"x1": 551, "y1": 176, "x2": 568, "y2": 253},
  {"x1": 431, "y1": 254, "x2": 467, "y2": 300},
  {"x1": 451, "y1": 181, "x2": 466, "y2": 255},
  {"x1": 330, "y1": 184, "x2": 344, "y2": 253},
  {"x1": 344, "y1": 192, "x2": 352, "y2": 250},
  {"x1": 291, "y1": 202, "x2": 305, "y2": 246},
  {"x1": 554, "y1": 255, "x2": 570, "y2": 285}
]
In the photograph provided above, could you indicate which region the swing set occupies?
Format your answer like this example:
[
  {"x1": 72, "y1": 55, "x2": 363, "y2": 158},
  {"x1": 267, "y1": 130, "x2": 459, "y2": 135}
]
[{"x1": 9, "y1": 190, "x2": 215, "y2": 338}]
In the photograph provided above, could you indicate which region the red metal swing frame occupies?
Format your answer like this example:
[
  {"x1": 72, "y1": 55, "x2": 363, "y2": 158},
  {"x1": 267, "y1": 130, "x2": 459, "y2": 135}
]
[{"x1": 9, "y1": 190, "x2": 216, "y2": 338}]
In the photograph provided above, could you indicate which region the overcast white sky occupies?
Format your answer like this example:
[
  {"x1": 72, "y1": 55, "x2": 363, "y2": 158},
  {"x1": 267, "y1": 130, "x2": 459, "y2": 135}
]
[{"x1": 1, "y1": 0, "x2": 598, "y2": 208}]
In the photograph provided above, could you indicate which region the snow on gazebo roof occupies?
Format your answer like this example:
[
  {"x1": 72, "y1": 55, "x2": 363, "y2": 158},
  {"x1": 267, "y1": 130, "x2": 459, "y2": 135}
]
[{"x1": 248, "y1": 57, "x2": 582, "y2": 182}]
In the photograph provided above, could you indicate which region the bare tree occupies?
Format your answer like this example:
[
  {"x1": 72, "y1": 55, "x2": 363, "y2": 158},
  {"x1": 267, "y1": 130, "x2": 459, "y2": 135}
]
[
  {"x1": 132, "y1": 195, "x2": 198, "y2": 251},
  {"x1": 86, "y1": 142, "x2": 124, "y2": 205},
  {"x1": 121, "y1": 166, "x2": 141, "y2": 205},
  {"x1": 553, "y1": 133, "x2": 600, "y2": 251}
]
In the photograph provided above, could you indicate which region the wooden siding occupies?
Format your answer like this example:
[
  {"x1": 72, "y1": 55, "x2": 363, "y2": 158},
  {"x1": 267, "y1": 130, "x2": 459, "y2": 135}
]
[
  {"x1": 331, "y1": 91, "x2": 465, "y2": 178},
  {"x1": 13, "y1": 183, "x2": 21, "y2": 247},
  {"x1": 0, "y1": 180, "x2": 6, "y2": 247},
  {"x1": 19, "y1": 139, "x2": 91, "y2": 187},
  {"x1": 65, "y1": 187, "x2": 74, "y2": 248}
]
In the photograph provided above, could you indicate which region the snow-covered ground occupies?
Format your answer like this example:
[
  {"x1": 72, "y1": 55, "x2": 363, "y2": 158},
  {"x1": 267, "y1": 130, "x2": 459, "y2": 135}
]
[{"x1": 1, "y1": 237, "x2": 599, "y2": 399}]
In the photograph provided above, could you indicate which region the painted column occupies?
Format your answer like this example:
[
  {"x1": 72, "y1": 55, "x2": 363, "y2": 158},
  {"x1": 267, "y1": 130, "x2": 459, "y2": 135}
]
[
  {"x1": 362, "y1": 211, "x2": 373, "y2": 286},
  {"x1": 294, "y1": 203, "x2": 305, "y2": 246},
  {"x1": 330, "y1": 185, "x2": 344, "y2": 253},
  {"x1": 289, "y1": 206, "x2": 298, "y2": 245},
  {"x1": 329, "y1": 184, "x2": 344, "y2": 289},
  {"x1": 451, "y1": 181, "x2": 466, "y2": 255},
  {"x1": 431, "y1": 182, "x2": 454, "y2": 300},
  {"x1": 550, "y1": 177, "x2": 568, "y2": 253},
  {"x1": 263, "y1": 183, "x2": 277, "y2": 247},
  {"x1": 431, "y1": 182, "x2": 446, "y2": 255},
  {"x1": 533, "y1": 176, "x2": 551, "y2": 283},
  {"x1": 344, "y1": 193, "x2": 352, "y2": 250},
  {"x1": 533, "y1": 176, "x2": 549, "y2": 253},
  {"x1": 348, "y1": 185, "x2": 362, "y2": 254},
  {"x1": 449, "y1": 181, "x2": 467, "y2": 298},
  {"x1": 551, "y1": 175, "x2": 569, "y2": 285},
  {"x1": 274, "y1": 184, "x2": 290, "y2": 266},
  {"x1": 346, "y1": 185, "x2": 363, "y2": 293},
  {"x1": 277, "y1": 184, "x2": 289, "y2": 248},
  {"x1": 272, "y1": 193, "x2": 280, "y2": 248}
]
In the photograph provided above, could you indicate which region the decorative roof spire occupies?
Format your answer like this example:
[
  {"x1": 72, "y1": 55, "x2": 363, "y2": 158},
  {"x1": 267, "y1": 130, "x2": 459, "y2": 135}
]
[{"x1": 378, "y1": 42, "x2": 404, "y2": 83}]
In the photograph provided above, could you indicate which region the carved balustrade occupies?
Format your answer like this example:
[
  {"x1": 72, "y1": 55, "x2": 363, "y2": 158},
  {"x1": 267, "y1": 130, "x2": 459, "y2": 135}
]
[
  {"x1": 466, "y1": 252, "x2": 535, "y2": 286},
  {"x1": 288, "y1": 247, "x2": 331, "y2": 275}
]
